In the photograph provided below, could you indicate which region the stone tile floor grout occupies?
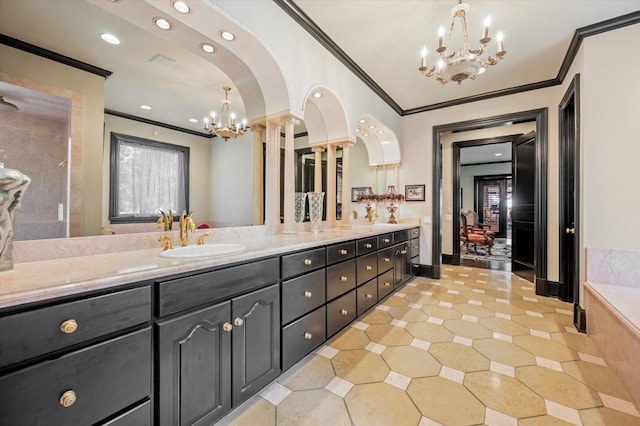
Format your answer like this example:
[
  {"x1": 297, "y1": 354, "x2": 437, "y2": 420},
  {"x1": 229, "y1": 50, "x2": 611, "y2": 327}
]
[{"x1": 220, "y1": 265, "x2": 640, "y2": 426}]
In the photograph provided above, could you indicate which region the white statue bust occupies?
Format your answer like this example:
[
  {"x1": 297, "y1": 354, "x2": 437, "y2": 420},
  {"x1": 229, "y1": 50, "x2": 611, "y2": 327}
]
[{"x1": 0, "y1": 168, "x2": 31, "y2": 272}]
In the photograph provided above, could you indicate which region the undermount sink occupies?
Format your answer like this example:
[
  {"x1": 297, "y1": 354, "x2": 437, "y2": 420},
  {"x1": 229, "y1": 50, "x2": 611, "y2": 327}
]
[{"x1": 159, "y1": 243, "x2": 245, "y2": 259}]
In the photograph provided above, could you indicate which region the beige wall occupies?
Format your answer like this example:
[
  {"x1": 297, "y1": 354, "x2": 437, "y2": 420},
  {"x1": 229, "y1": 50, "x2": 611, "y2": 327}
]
[{"x1": 0, "y1": 45, "x2": 105, "y2": 236}]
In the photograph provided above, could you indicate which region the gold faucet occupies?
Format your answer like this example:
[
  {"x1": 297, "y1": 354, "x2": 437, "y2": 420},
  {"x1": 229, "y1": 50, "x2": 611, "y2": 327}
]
[
  {"x1": 159, "y1": 235, "x2": 173, "y2": 251},
  {"x1": 197, "y1": 232, "x2": 212, "y2": 245},
  {"x1": 179, "y1": 210, "x2": 196, "y2": 247},
  {"x1": 157, "y1": 209, "x2": 173, "y2": 231}
]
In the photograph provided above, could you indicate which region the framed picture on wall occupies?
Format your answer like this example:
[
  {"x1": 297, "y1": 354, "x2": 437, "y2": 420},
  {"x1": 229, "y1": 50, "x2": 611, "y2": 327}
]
[
  {"x1": 405, "y1": 184, "x2": 426, "y2": 201},
  {"x1": 351, "y1": 187, "x2": 371, "y2": 202}
]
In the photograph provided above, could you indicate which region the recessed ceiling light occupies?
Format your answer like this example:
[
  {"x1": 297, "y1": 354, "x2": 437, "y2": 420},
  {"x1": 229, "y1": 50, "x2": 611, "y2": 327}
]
[
  {"x1": 368, "y1": 125, "x2": 375, "y2": 129},
  {"x1": 313, "y1": 92, "x2": 322, "y2": 99},
  {"x1": 363, "y1": 133, "x2": 369, "y2": 137},
  {"x1": 172, "y1": 1, "x2": 190, "y2": 14},
  {"x1": 100, "y1": 33, "x2": 120, "y2": 45},
  {"x1": 220, "y1": 30, "x2": 235, "y2": 41},
  {"x1": 189, "y1": 118, "x2": 198, "y2": 123},
  {"x1": 153, "y1": 17, "x2": 173, "y2": 31},
  {"x1": 359, "y1": 119, "x2": 366, "y2": 123},
  {"x1": 200, "y1": 43, "x2": 215, "y2": 53},
  {"x1": 140, "y1": 105, "x2": 152, "y2": 110},
  {"x1": 495, "y1": 152, "x2": 503, "y2": 156}
]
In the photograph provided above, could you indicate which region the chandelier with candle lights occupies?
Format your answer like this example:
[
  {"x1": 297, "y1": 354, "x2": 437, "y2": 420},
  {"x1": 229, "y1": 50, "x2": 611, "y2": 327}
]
[
  {"x1": 204, "y1": 86, "x2": 248, "y2": 140},
  {"x1": 418, "y1": 0, "x2": 506, "y2": 85}
]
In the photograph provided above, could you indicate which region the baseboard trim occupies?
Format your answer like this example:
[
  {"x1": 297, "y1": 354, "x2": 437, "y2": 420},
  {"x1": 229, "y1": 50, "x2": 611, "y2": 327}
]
[
  {"x1": 574, "y1": 304, "x2": 587, "y2": 333},
  {"x1": 547, "y1": 281, "x2": 560, "y2": 297},
  {"x1": 535, "y1": 277, "x2": 548, "y2": 296},
  {"x1": 441, "y1": 254, "x2": 460, "y2": 265},
  {"x1": 417, "y1": 264, "x2": 437, "y2": 279}
]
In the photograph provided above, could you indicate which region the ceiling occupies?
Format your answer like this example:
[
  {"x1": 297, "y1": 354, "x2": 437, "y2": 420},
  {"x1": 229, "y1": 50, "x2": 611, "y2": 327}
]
[{"x1": 1, "y1": 1, "x2": 639, "y2": 132}]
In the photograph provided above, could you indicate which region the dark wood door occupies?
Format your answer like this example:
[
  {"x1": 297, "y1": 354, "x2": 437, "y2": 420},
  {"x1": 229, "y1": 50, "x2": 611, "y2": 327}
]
[
  {"x1": 231, "y1": 284, "x2": 281, "y2": 406},
  {"x1": 156, "y1": 302, "x2": 232, "y2": 426},
  {"x1": 512, "y1": 132, "x2": 536, "y2": 282},
  {"x1": 476, "y1": 176, "x2": 511, "y2": 239}
]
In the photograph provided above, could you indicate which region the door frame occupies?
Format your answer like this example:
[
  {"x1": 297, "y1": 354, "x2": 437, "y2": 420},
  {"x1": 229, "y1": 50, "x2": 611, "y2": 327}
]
[
  {"x1": 558, "y1": 74, "x2": 583, "y2": 329},
  {"x1": 452, "y1": 135, "x2": 518, "y2": 263},
  {"x1": 473, "y1": 175, "x2": 511, "y2": 239},
  {"x1": 432, "y1": 108, "x2": 549, "y2": 295}
]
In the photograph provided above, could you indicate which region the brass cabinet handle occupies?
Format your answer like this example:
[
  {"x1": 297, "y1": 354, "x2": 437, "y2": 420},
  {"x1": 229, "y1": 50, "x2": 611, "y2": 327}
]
[
  {"x1": 304, "y1": 258, "x2": 312, "y2": 266},
  {"x1": 60, "y1": 319, "x2": 78, "y2": 334},
  {"x1": 233, "y1": 317, "x2": 244, "y2": 327},
  {"x1": 364, "y1": 243, "x2": 372, "y2": 249},
  {"x1": 340, "y1": 309, "x2": 348, "y2": 315},
  {"x1": 384, "y1": 257, "x2": 390, "y2": 262},
  {"x1": 400, "y1": 250, "x2": 408, "y2": 255},
  {"x1": 222, "y1": 322, "x2": 233, "y2": 332},
  {"x1": 304, "y1": 332, "x2": 312, "y2": 340},
  {"x1": 384, "y1": 282, "x2": 391, "y2": 287},
  {"x1": 304, "y1": 290, "x2": 313, "y2": 298},
  {"x1": 413, "y1": 245, "x2": 419, "y2": 249},
  {"x1": 59, "y1": 390, "x2": 76, "y2": 408},
  {"x1": 366, "y1": 265, "x2": 373, "y2": 271},
  {"x1": 339, "y1": 249, "x2": 348, "y2": 255},
  {"x1": 383, "y1": 238, "x2": 390, "y2": 243},
  {"x1": 365, "y1": 293, "x2": 373, "y2": 299},
  {"x1": 340, "y1": 276, "x2": 348, "y2": 282},
  {"x1": 413, "y1": 264, "x2": 420, "y2": 268}
]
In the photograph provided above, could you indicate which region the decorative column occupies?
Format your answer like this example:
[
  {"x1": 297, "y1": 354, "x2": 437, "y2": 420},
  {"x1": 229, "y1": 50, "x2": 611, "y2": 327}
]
[
  {"x1": 338, "y1": 140, "x2": 354, "y2": 229},
  {"x1": 372, "y1": 165, "x2": 379, "y2": 193},
  {"x1": 326, "y1": 142, "x2": 337, "y2": 223},
  {"x1": 311, "y1": 146, "x2": 325, "y2": 192},
  {"x1": 251, "y1": 124, "x2": 265, "y2": 226},
  {"x1": 282, "y1": 116, "x2": 299, "y2": 234},
  {"x1": 264, "y1": 119, "x2": 281, "y2": 231}
]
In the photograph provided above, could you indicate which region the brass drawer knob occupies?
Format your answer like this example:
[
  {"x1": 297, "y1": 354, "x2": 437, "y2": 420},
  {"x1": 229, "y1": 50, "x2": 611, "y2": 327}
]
[
  {"x1": 365, "y1": 293, "x2": 373, "y2": 299},
  {"x1": 413, "y1": 245, "x2": 418, "y2": 249},
  {"x1": 222, "y1": 322, "x2": 233, "y2": 332},
  {"x1": 366, "y1": 265, "x2": 373, "y2": 270},
  {"x1": 59, "y1": 390, "x2": 76, "y2": 408},
  {"x1": 304, "y1": 332, "x2": 312, "y2": 340},
  {"x1": 384, "y1": 257, "x2": 390, "y2": 262},
  {"x1": 304, "y1": 258, "x2": 312, "y2": 266},
  {"x1": 60, "y1": 319, "x2": 78, "y2": 334},
  {"x1": 364, "y1": 243, "x2": 372, "y2": 249},
  {"x1": 400, "y1": 250, "x2": 407, "y2": 255},
  {"x1": 304, "y1": 290, "x2": 313, "y2": 298},
  {"x1": 233, "y1": 317, "x2": 244, "y2": 327},
  {"x1": 339, "y1": 249, "x2": 348, "y2": 255},
  {"x1": 340, "y1": 309, "x2": 348, "y2": 315},
  {"x1": 340, "y1": 276, "x2": 348, "y2": 282},
  {"x1": 384, "y1": 282, "x2": 391, "y2": 287},
  {"x1": 382, "y1": 238, "x2": 390, "y2": 243},
  {"x1": 413, "y1": 264, "x2": 420, "y2": 268}
]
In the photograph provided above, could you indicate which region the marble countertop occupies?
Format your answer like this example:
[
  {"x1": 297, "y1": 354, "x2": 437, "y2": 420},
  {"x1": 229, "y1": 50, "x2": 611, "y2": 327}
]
[{"x1": 0, "y1": 225, "x2": 417, "y2": 309}]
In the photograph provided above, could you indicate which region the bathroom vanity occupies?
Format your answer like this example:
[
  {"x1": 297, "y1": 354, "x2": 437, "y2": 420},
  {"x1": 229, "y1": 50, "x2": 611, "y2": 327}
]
[{"x1": 0, "y1": 225, "x2": 420, "y2": 425}]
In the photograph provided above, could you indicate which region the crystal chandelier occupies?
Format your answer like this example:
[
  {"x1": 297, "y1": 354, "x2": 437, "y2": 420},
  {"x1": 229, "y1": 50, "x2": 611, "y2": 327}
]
[
  {"x1": 203, "y1": 85, "x2": 248, "y2": 140},
  {"x1": 418, "y1": 0, "x2": 506, "y2": 85}
]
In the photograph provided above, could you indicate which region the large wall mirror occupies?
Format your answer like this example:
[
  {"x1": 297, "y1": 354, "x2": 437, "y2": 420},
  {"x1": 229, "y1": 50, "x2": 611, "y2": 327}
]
[{"x1": 0, "y1": 0, "x2": 267, "y2": 240}]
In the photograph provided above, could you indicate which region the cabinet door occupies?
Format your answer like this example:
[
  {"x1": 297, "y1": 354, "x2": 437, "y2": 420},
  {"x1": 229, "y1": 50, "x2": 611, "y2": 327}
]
[
  {"x1": 231, "y1": 284, "x2": 281, "y2": 406},
  {"x1": 393, "y1": 243, "x2": 411, "y2": 287},
  {"x1": 157, "y1": 302, "x2": 232, "y2": 426}
]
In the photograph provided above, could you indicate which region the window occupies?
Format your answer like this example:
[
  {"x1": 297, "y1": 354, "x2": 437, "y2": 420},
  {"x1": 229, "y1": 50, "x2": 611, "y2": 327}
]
[{"x1": 109, "y1": 133, "x2": 189, "y2": 223}]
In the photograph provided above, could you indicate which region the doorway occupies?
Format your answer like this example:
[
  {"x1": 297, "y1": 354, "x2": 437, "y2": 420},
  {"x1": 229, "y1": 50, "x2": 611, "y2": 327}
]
[
  {"x1": 433, "y1": 109, "x2": 549, "y2": 295},
  {"x1": 475, "y1": 175, "x2": 512, "y2": 239}
]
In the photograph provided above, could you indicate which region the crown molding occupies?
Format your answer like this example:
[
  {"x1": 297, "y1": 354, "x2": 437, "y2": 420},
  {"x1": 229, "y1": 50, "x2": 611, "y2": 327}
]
[{"x1": 105, "y1": 109, "x2": 214, "y2": 139}]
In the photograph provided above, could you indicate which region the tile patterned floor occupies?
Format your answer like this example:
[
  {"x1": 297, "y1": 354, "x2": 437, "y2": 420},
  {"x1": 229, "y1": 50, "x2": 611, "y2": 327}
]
[{"x1": 221, "y1": 266, "x2": 640, "y2": 426}]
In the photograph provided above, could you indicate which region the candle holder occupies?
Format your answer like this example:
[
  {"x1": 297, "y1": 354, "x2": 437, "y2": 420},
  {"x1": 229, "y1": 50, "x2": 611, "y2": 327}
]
[
  {"x1": 294, "y1": 192, "x2": 307, "y2": 223},
  {"x1": 307, "y1": 192, "x2": 325, "y2": 233}
]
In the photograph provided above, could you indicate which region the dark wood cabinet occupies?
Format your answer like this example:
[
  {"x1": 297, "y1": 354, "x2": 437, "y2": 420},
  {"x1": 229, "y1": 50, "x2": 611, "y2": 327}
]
[
  {"x1": 156, "y1": 301, "x2": 232, "y2": 426},
  {"x1": 282, "y1": 307, "x2": 326, "y2": 371},
  {"x1": 327, "y1": 290, "x2": 356, "y2": 338}
]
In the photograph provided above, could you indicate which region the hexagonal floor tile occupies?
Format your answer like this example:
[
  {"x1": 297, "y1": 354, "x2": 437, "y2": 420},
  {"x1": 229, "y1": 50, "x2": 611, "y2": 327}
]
[
  {"x1": 550, "y1": 332, "x2": 603, "y2": 356},
  {"x1": 381, "y1": 295, "x2": 410, "y2": 308},
  {"x1": 472, "y1": 338, "x2": 536, "y2": 367},
  {"x1": 561, "y1": 360, "x2": 633, "y2": 400},
  {"x1": 429, "y1": 342, "x2": 490, "y2": 372},
  {"x1": 360, "y1": 309, "x2": 393, "y2": 325},
  {"x1": 512, "y1": 335, "x2": 579, "y2": 362},
  {"x1": 579, "y1": 407, "x2": 640, "y2": 426},
  {"x1": 276, "y1": 389, "x2": 351, "y2": 426},
  {"x1": 388, "y1": 306, "x2": 428, "y2": 322},
  {"x1": 279, "y1": 355, "x2": 336, "y2": 391},
  {"x1": 432, "y1": 292, "x2": 469, "y2": 305},
  {"x1": 511, "y1": 315, "x2": 565, "y2": 332},
  {"x1": 452, "y1": 303, "x2": 495, "y2": 317},
  {"x1": 443, "y1": 319, "x2": 493, "y2": 339},
  {"x1": 477, "y1": 316, "x2": 531, "y2": 336},
  {"x1": 346, "y1": 382, "x2": 422, "y2": 425},
  {"x1": 421, "y1": 304, "x2": 463, "y2": 320},
  {"x1": 365, "y1": 324, "x2": 414, "y2": 346},
  {"x1": 327, "y1": 327, "x2": 371, "y2": 351},
  {"x1": 228, "y1": 397, "x2": 275, "y2": 426},
  {"x1": 331, "y1": 349, "x2": 389, "y2": 384},
  {"x1": 407, "y1": 376, "x2": 485, "y2": 425},
  {"x1": 511, "y1": 300, "x2": 557, "y2": 313},
  {"x1": 482, "y1": 301, "x2": 527, "y2": 316},
  {"x1": 403, "y1": 293, "x2": 439, "y2": 306},
  {"x1": 382, "y1": 345, "x2": 441, "y2": 378},
  {"x1": 405, "y1": 321, "x2": 454, "y2": 343}
]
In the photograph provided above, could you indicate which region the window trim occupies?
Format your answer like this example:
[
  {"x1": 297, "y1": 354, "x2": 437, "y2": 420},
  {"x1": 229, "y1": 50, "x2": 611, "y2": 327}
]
[{"x1": 109, "y1": 132, "x2": 190, "y2": 223}]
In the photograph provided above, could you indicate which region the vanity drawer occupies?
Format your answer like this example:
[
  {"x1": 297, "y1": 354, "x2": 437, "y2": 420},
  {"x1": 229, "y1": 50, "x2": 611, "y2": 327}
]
[
  {"x1": 410, "y1": 227, "x2": 420, "y2": 239},
  {"x1": 0, "y1": 285, "x2": 151, "y2": 369},
  {"x1": 327, "y1": 290, "x2": 356, "y2": 338},
  {"x1": 157, "y1": 258, "x2": 279, "y2": 317},
  {"x1": 281, "y1": 248, "x2": 326, "y2": 280},
  {"x1": 410, "y1": 237, "x2": 420, "y2": 258},
  {"x1": 327, "y1": 241, "x2": 355, "y2": 265},
  {"x1": 282, "y1": 269, "x2": 326, "y2": 324},
  {"x1": 0, "y1": 328, "x2": 151, "y2": 426},
  {"x1": 326, "y1": 259, "x2": 356, "y2": 301},
  {"x1": 357, "y1": 252, "x2": 378, "y2": 286},
  {"x1": 356, "y1": 236, "x2": 378, "y2": 256},
  {"x1": 378, "y1": 247, "x2": 395, "y2": 274},
  {"x1": 393, "y1": 230, "x2": 410, "y2": 243},
  {"x1": 282, "y1": 307, "x2": 326, "y2": 371},
  {"x1": 378, "y1": 233, "x2": 394, "y2": 248},
  {"x1": 378, "y1": 269, "x2": 395, "y2": 299},
  {"x1": 103, "y1": 400, "x2": 151, "y2": 426},
  {"x1": 357, "y1": 279, "x2": 378, "y2": 316}
]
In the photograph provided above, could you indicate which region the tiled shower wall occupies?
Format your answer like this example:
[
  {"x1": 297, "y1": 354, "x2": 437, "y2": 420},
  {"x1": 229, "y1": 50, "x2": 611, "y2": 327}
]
[{"x1": 0, "y1": 109, "x2": 68, "y2": 240}]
